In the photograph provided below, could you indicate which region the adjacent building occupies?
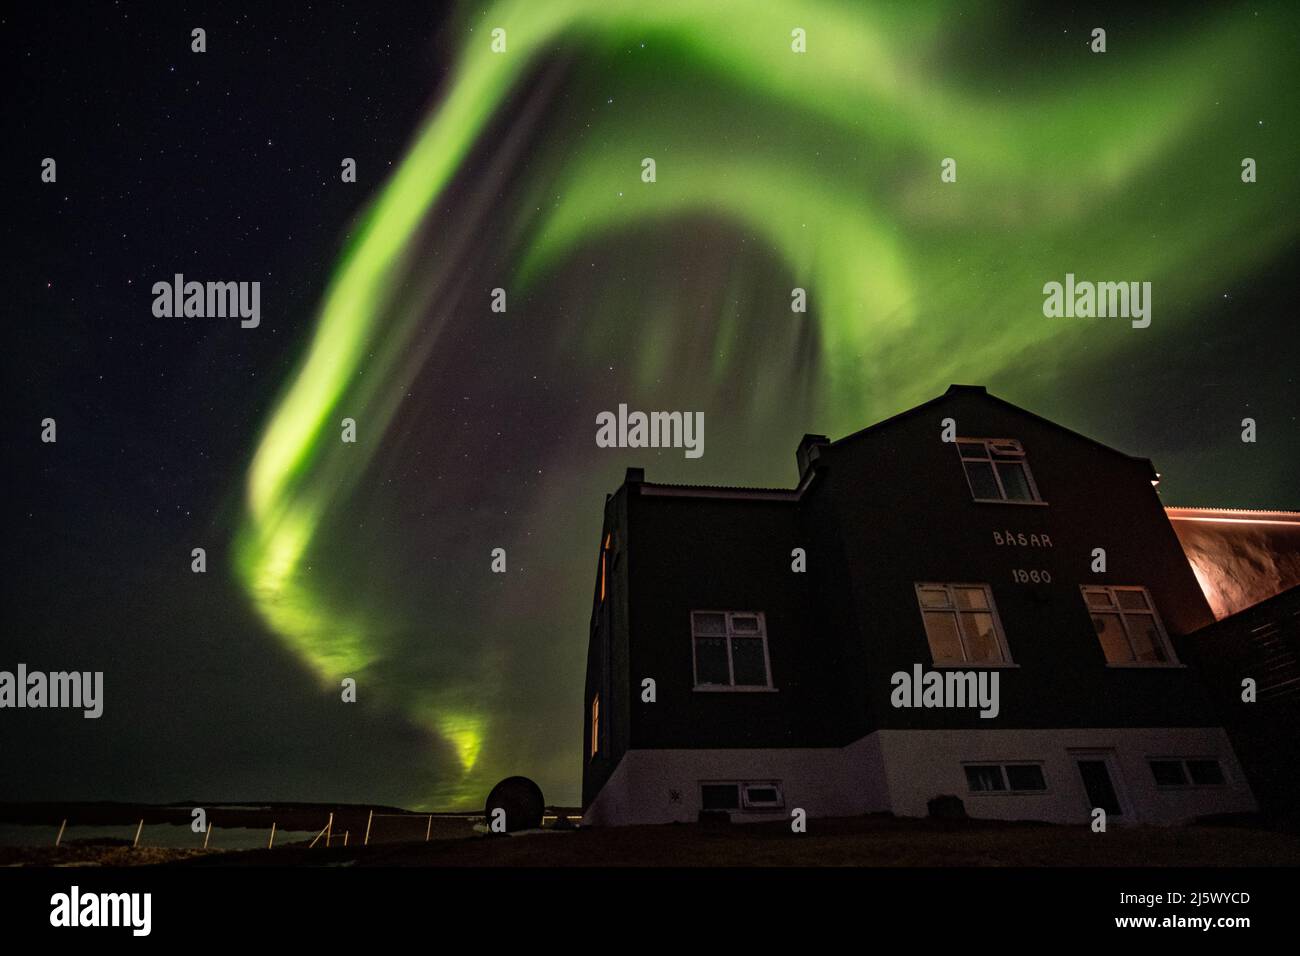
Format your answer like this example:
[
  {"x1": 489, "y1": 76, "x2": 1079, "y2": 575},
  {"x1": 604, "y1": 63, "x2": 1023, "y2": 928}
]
[{"x1": 581, "y1": 385, "x2": 1264, "y2": 826}]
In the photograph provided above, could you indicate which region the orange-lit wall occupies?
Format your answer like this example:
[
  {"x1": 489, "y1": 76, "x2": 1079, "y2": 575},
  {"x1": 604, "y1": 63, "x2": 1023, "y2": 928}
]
[{"x1": 1167, "y1": 509, "x2": 1300, "y2": 619}]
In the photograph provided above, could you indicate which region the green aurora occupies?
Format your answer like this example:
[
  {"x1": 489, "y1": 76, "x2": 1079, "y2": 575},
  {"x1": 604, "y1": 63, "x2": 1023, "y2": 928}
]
[{"x1": 234, "y1": 1, "x2": 1300, "y2": 807}]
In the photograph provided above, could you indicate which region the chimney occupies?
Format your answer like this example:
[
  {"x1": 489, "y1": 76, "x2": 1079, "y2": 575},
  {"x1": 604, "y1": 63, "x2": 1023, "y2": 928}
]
[{"x1": 796, "y1": 435, "x2": 829, "y2": 480}]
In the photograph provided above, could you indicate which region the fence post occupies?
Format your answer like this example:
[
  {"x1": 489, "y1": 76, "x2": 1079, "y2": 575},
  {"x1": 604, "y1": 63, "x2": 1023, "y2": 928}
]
[
  {"x1": 204, "y1": 824, "x2": 212, "y2": 850},
  {"x1": 132, "y1": 819, "x2": 143, "y2": 849},
  {"x1": 54, "y1": 819, "x2": 67, "y2": 847},
  {"x1": 343, "y1": 830, "x2": 349, "y2": 847},
  {"x1": 325, "y1": 812, "x2": 334, "y2": 848},
  {"x1": 426, "y1": 814, "x2": 432, "y2": 842},
  {"x1": 364, "y1": 809, "x2": 373, "y2": 846},
  {"x1": 268, "y1": 822, "x2": 276, "y2": 850}
]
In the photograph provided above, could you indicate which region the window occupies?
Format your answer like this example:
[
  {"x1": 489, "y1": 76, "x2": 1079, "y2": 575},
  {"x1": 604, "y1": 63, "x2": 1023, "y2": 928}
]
[
  {"x1": 1149, "y1": 758, "x2": 1226, "y2": 788},
  {"x1": 589, "y1": 694, "x2": 599, "y2": 759},
  {"x1": 691, "y1": 611, "x2": 773, "y2": 689},
  {"x1": 700, "y1": 783, "x2": 739, "y2": 811},
  {"x1": 957, "y1": 438, "x2": 1042, "y2": 503},
  {"x1": 914, "y1": 583, "x2": 1012, "y2": 665},
  {"x1": 700, "y1": 781, "x2": 785, "y2": 812},
  {"x1": 599, "y1": 533, "x2": 611, "y2": 603},
  {"x1": 742, "y1": 782, "x2": 785, "y2": 810},
  {"x1": 1081, "y1": 586, "x2": 1177, "y2": 665},
  {"x1": 964, "y1": 763, "x2": 1047, "y2": 793}
]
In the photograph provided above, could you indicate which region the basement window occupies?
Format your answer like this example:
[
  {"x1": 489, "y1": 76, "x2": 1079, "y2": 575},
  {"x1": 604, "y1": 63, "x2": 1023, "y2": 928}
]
[
  {"x1": 964, "y1": 763, "x2": 1047, "y2": 793},
  {"x1": 1149, "y1": 758, "x2": 1226, "y2": 789},
  {"x1": 699, "y1": 781, "x2": 785, "y2": 812}
]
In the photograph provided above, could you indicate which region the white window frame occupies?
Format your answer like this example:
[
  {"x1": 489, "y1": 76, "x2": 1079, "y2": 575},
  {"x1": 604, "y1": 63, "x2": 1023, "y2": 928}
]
[
  {"x1": 741, "y1": 781, "x2": 785, "y2": 810},
  {"x1": 1080, "y1": 585, "x2": 1180, "y2": 667},
  {"x1": 1148, "y1": 757, "x2": 1228, "y2": 790},
  {"x1": 699, "y1": 780, "x2": 785, "y2": 813},
  {"x1": 914, "y1": 583, "x2": 1015, "y2": 666},
  {"x1": 691, "y1": 610, "x2": 775, "y2": 691},
  {"x1": 962, "y1": 762, "x2": 1049, "y2": 795},
  {"x1": 956, "y1": 437, "x2": 1045, "y2": 504}
]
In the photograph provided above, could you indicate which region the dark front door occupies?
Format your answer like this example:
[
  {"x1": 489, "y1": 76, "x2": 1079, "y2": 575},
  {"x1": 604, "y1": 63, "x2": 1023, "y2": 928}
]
[{"x1": 1077, "y1": 759, "x2": 1122, "y2": 816}]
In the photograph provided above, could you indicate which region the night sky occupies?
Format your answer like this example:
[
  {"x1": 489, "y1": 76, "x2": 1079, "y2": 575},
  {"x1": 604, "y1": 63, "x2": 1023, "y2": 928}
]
[{"x1": 4, "y1": 1, "x2": 1297, "y2": 810}]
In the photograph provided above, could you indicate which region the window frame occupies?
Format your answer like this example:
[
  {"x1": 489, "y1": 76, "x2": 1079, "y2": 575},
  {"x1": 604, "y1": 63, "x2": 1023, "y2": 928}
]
[
  {"x1": 589, "y1": 693, "x2": 600, "y2": 761},
  {"x1": 690, "y1": 610, "x2": 776, "y2": 692},
  {"x1": 699, "y1": 780, "x2": 786, "y2": 813},
  {"x1": 913, "y1": 582, "x2": 1015, "y2": 667},
  {"x1": 956, "y1": 437, "x2": 1046, "y2": 505},
  {"x1": 1148, "y1": 757, "x2": 1227, "y2": 790},
  {"x1": 1080, "y1": 585, "x2": 1180, "y2": 667},
  {"x1": 962, "y1": 762, "x2": 1049, "y2": 795}
]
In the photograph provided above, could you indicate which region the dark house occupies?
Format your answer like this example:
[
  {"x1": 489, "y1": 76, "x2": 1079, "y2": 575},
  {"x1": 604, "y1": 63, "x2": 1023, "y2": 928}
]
[
  {"x1": 1178, "y1": 585, "x2": 1300, "y2": 820},
  {"x1": 581, "y1": 385, "x2": 1258, "y2": 825}
]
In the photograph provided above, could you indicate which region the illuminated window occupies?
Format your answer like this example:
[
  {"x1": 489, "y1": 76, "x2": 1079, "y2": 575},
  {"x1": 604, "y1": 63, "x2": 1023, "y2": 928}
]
[
  {"x1": 691, "y1": 611, "x2": 772, "y2": 690},
  {"x1": 599, "y1": 533, "x2": 611, "y2": 603},
  {"x1": 957, "y1": 438, "x2": 1042, "y2": 503},
  {"x1": 1081, "y1": 586, "x2": 1177, "y2": 665},
  {"x1": 590, "y1": 694, "x2": 599, "y2": 759},
  {"x1": 914, "y1": 583, "x2": 1012, "y2": 665}
]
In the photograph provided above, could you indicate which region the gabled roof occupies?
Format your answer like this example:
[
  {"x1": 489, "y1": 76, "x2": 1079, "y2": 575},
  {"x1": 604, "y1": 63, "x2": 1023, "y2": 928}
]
[
  {"x1": 827, "y1": 385, "x2": 1155, "y2": 478},
  {"x1": 620, "y1": 384, "x2": 1158, "y2": 497}
]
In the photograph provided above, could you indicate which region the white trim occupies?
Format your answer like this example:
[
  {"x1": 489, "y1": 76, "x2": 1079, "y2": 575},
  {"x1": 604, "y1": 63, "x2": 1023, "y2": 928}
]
[
  {"x1": 961, "y1": 760, "x2": 1050, "y2": 795},
  {"x1": 1146, "y1": 756, "x2": 1229, "y2": 790},
  {"x1": 690, "y1": 610, "x2": 774, "y2": 690},
  {"x1": 1080, "y1": 584, "x2": 1180, "y2": 666},
  {"x1": 914, "y1": 582, "x2": 1014, "y2": 666},
  {"x1": 957, "y1": 436, "x2": 1045, "y2": 504}
]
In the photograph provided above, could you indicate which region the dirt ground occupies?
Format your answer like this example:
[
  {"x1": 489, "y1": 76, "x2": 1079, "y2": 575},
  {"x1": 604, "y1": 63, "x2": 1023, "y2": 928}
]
[{"x1": 5, "y1": 814, "x2": 1299, "y2": 867}]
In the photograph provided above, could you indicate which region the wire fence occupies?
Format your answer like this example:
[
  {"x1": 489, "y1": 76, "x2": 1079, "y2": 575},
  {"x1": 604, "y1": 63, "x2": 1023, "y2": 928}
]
[{"x1": 2, "y1": 808, "x2": 581, "y2": 850}]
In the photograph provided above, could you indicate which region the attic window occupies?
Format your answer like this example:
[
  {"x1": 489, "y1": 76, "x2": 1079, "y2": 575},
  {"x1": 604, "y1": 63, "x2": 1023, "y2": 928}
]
[{"x1": 957, "y1": 438, "x2": 1042, "y2": 504}]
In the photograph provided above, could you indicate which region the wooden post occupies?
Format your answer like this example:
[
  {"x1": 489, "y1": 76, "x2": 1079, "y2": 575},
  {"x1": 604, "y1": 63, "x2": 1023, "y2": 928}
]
[
  {"x1": 54, "y1": 819, "x2": 67, "y2": 847},
  {"x1": 364, "y1": 809, "x2": 373, "y2": 846},
  {"x1": 325, "y1": 811, "x2": 334, "y2": 848},
  {"x1": 343, "y1": 830, "x2": 349, "y2": 847},
  {"x1": 203, "y1": 824, "x2": 212, "y2": 849},
  {"x1": 132, "y1": 819, "x2": 143, "y2": 849},
  {"x1": 426, "y1": 814, "x2": 432, "y2": 842},
  {"x1": 267, "y1": 822, "x2": 276, "y2": 849}
]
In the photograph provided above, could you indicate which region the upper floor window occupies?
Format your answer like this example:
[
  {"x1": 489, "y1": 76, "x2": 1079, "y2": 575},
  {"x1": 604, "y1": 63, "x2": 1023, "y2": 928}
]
[
  {"x1": 915, "y1": 583, "x2": 1013, "y2": 665},
  {"x1": 599, "y1": 533, "x2": 611, "y2": 603},
  {"x1": 691, "y1": 611, "x2": 773, "y2": 690},
  {"x1": 1081, "y1": 585, "x2": 1178, "y2": 665},
  {"x1": 957, "y1": 438, "x2": 1042, "y2": 503}
]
